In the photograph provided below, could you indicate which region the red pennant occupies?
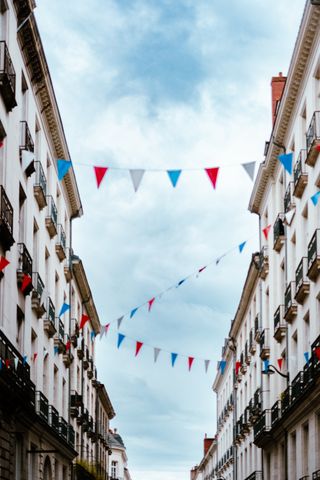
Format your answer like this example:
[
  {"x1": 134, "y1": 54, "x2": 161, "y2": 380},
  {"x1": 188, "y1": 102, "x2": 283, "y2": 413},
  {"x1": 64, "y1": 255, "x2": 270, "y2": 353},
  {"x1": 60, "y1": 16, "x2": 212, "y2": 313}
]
[
  {"x1": 80, "y1": 314, "x2": 89, "y2": 330},
  {"x1": 188, "y1": 357, "x2": 194, "y2": 371},
  {"x1": 21, "y1": 274, "x2": 32, "y2": 293},
  {"x1": 205, "y1": 168, "x2": 219, "y2": 189},
  {"x1": 0, "y1": 257, "x2": 10, "y2": 272},
  {"x1": 235, "y1": 361, "x2": 241, "y2": 376},
  {"x1": 65, "y1": 340, "x2": 71, "y2": 351},
  {"x1": 262, "y1": 225, "x2": 271, "y2": 240},
  {"x1": 277, "y1": 358, "x2": 283, "y2": 371},
  {"x1": 135, "y1": 341, "x2": 143, "y2": 357},
  {"x1": 148, "y1": 298, "x2": 155, "y2": 312},
  {"x1": 198, "y1": 266, "x2": 206, "y2": 273},
  {"x1": 33, "y1": 353, "x2": 38, "y2": 362},
  {"x1": 0, "y1": 141, "x2": 3, "y2": 148},
  {"x1": 105, "y1": 323, "x2": 110, "y2": 334},
  {"x1": 5, "y1": 359, "x2": 10, "y2": 368},
  {"x1": 315, "y1": 347, "x2": 320, "y2": 361},
  {"x1": 315, "y1": 144, "x2": 320, "y2": 152},
  {"x1": 94, "y1": 166, "x2": 108, "y2": 188}
]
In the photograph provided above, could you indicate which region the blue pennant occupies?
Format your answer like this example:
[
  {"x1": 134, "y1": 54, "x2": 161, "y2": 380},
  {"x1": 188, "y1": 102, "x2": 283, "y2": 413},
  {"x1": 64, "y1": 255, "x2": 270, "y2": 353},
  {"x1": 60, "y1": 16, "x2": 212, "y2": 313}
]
[
  {"x1": 220, "y1": 360, "x2": 227, "y2": 374},
  {"x1": 91, "y1": 331, "x2": 96, "y2": 341},
  {"x1": 278, "y1": 153, "x2": 293, "y2": 175},
  {"x1": 167, "y1": 170, "x2": 182, "y2": 188},
  {"x1": 177, "y1": 278, "x2": 186, "y2": 287},
  {"x1": 117, "y1": 333, "x2": 125, "y2": 348},
  {"x1": 130, "y1": 308, "x2": 138, "y2": 319},
  {"x1": 311, "y1": 191, "x2": 320, "y2": 206},
  {"x1": 57, "y1": 159, "x2": 72, "y2": 181},
  {"x1": 304, "y1": 351, "x2": 310, "y2": 365},
  {"x1": 54, "y1": 346, "x2": 59, "y2": 355},
  {"x1": 59, "y1": 302, "x2": 70, "y2": 317},
  {"x1": 239, "y1": 241, "x2": 246, "y2": 253},
  {"x1": 263, "y1": 359, "x2": 269, "y2": 372},
  {"x1": 171, "y1": 352, "x2": 178, "y2": 367}
]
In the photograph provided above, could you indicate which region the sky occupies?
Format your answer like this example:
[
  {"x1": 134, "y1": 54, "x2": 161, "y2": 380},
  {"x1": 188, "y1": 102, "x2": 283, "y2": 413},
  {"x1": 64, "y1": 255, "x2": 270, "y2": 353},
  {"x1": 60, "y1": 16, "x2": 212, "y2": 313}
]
[{"x1": 35, "y1": 1, "x2": 304, "y2": 479}]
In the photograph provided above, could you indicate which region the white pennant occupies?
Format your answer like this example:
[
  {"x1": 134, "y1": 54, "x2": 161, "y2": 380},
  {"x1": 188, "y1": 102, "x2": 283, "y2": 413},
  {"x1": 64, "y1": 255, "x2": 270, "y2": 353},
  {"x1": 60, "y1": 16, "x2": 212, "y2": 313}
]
[
  {"x1": 100, "y1": 328, "x2": 105, "y2": 339},
  {"x1": 14, "y1": 357, "x2": 19, "y2": 370},
  {"x1": 242, "y1": 162, "x2": 256, "y2": 181},
  {"x1": 154, "y1": 347, "x2": 161, "y2": 363},
  {"x1": 21, "y1": 150, "x2": 35, "y2": 172},
  {"x1": 117, "y1": 316, "x2": 124, "y2": 330},
  {"x1": 129, "y1": 169, "x2": 145, "y2": 192},
  {"x1": 204, "y1": 359, "x2": 210, "y2": 373},
  {"x1": 285, "y1": 208, "x2": 295, "y2": 226}
]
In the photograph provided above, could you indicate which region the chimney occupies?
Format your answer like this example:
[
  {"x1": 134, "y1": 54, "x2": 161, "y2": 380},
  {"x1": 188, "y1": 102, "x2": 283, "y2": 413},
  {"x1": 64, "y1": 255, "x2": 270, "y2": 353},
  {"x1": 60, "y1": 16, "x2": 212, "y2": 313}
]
[
  {"x1": 203, "y1": 434, "x2": 214, "y2": 456},
  {"x1": 271, "y1": 72, "x2": 286, "y2": 125}
]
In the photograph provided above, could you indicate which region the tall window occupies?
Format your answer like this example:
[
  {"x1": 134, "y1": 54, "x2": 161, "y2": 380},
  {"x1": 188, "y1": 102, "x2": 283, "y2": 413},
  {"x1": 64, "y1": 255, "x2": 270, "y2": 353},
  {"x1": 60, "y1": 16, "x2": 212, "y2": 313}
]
[
  {"x1": 111, "y1": 461, "x2": 118, "y2": 478},
  {"x1": 290, "y1": 432, "x2": 297, "y2": 479},
  {"x1": 18, "y1": 185, "x2": 26, "y2": 243},
  {"x1": 302, "y1": 422, "x2": 309, "y2": 475},
  {"x1": 21, "y1": 73, "x2": 28, "y2": 121},
  {"x1": 16, "y1": 306, "x2": 24, "y2": 352}
]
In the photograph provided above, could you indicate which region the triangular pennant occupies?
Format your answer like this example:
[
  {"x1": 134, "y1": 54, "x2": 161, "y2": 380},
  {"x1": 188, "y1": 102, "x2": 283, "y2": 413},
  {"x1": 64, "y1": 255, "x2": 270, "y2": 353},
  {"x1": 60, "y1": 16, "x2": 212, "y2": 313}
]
[
  {"x1": 204, "y1": 359, "x2": 210, "y2": 373},
  {"x1": 311, "y1": 191, "x2": 320, "y2": 206},
  {"x1": 14, "y1": 357, "x2": 19, "y2": 370},
  {"x1": 148, "y1": 298, "x2": 155, "y2": 312},
  {"x1": 198, "y1": 266, "x2": 206, "y2": 273},
  {"x1": 59, "y1": 302, "x2": 70, "y2": 317},
  {"x1": 235, "y1": 361, "x2": 241, "y2": 376},
  {"x1": 105, "y1": 323, "x2": 110, "y2": 335},
  {"x1": 277, "y1": 358, "x2": 283, "y2": 371},
  {"x1": 205, "y1": 167, "x2": 219, "y2": 189},
  {"x1": 171, "y1": 352, "x2": 178, "y2": 367},
  {"x1": 0, "y1": 140, "x2": 3, "y2": 148},
  {"x1": 57, "y1": 159, "x2": 72, "y2": 181},
  {"x1": 21, "y1": 150, "x2": 34, "y2": 171},
  {"x1": 23, "y1": 355, "x2": 27, "y2": 366},
  {"x1": 284, "y1": 208, "x2": 295, "y2": 225},
  {"x1": 315, "y1": 144, "x2": 320, "y2": 152},
  {"x1": 135, "y1": 341, "x2": 143, "y2": 357},
  {"x1": 154, "y1": 347, "x2": 161, "y2": 363},
  {"x1": 239, "y1": 241, "x2": 246, "y2": 253},
  {"x1": 33, "y1": 353, "x2": 38, "y2": 362},
  {"x1": 94, "y1": 166, "x2": 108, "y2": 188},
  {"x1": 315, "y1": 347, "x2": 320, "y2": 361},
  {"x1": 117, "y1": 333, "x2": 125, "y2": 349},
  {"x1": 177, "y1": 278, "x2": 186, "y2": 287},
  {"x1": 129, "y1": 169, "x2": 145, "y2": 192},
  {"x1": 188, "y1": 357, "x2": 194, "y2": 371},
  {"x1": 167, "y1": 170, "x2": 182, "y2": 188},
  {"x1": 100, "y1": 327, "x2": 105, "y2": 339},
  {"x1": 90, "y1": 331, "x2": 96, "y2": 341},
  {"x1": 79, "y1": 314, "x2": 89, "y2": 329},
  {"x1": 5, "y1": 359, "x2": 10, "y2": 368},
  {"x1": 21, "y1": 274, "x2": 32, "y2": 293},
  {"x1": 219, "y1": 360, "x2": 227, "y2": 375},
  {"x1": 242, "y1": 161, "x2": 256, "y2": 181},
  {"x1": 54, "y1": 346, "x2": 59, "y2": 355},
  {"x1": 65, "y1": 340, "x2": 71, "y2": 351},
  {"x1": 278, "y1": 153, "x2": 293, "y2": 175},
  {"x1": 130, "y1": 308, "x2": 138, "y2": 319},
  {"x1": 304, "y1": 351, "x2": 310, "y2": 365},
  {"x1": 0, "y1": 257, "x2": 10, "y2": 272},
  {"x1": 262, "y1": 224, "x2": 271, "y2": 240},
  {"x1": 263, "y1": 359, "x2": 269, "y2": 372}
]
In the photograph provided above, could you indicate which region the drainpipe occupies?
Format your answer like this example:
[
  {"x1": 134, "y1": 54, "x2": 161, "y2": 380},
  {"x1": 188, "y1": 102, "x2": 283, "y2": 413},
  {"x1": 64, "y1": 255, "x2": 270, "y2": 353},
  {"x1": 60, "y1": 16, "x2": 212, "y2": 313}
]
[{"x1": 258, "y1": 212, "x2": 264, "y2": 477}]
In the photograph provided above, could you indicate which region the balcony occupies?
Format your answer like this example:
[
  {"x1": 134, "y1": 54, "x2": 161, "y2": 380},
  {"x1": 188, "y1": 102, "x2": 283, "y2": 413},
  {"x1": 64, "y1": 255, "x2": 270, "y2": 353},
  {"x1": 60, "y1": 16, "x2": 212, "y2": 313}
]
[
  {"x1": 312, "y1": 333, "x2": 320, "y2": 377},
  {"x1": 17, "y1": 243, "x2": 33, "y2": 296},
  {"x1": 49, "y1": 405, "x2": 60, "y2": 433},
  {"x1": 87, "y1": 416, "x2": 95, "y2": 439},
  {"x1": 70, "y1": 391, "x2": 83, "y2": 418},
  {"x1": 273, "y1": 214, "x2": 285, "y2": 252},
  {"x1": 87, "y1": 358, "x2": 94, "y2": 379},
  {"x1": 249, "y1": 328, "x2": 256, "y2": 354},
  {"x1": 284, "y1": 282, "x2": 297, "y2": 323},
  {"x1": 308, "y1": 229, "x2": 320, "y2": 281},
  {"x1": 54, "y1": 318, "x2": 65, "y2": 353},
  {"x1": 63, "y1": 351, "x2": 73, "y2": 368},
  {"x1": 83, "y1": 347, "x2": 89, "y2": 370},
  {"x1": 254, "y1": 314, "x2": 261, "y2": 342},
  {"x1": 77, "y1": 338, "x2": 84, "y2": 360},
  {"x1": 81, "y1": 408, "x2": 89, "y2": 431},
  {"x1": 64, "y1": 247, "x2": 72, "y2": 282},
  {"x1": 45, "y1": 195, "x2": 58, "y2": 238},
  {"x1": 259, "y1": 328, "x2": 270, "y2": 360},
  {"x1": 281, "y1": 386, "x2": 291, "y2": 414},
  {"x1": 235, "y1": 419, "x2": 243, "y2": 444},
  {"x1": 70, "y1": 318, "x2": 79, "y2": 347},
  {"x1": 313, "y1": 470, "x2": 320, "y2": 479},
  {"x1": 299, "y1": 477, "x2": 310, "y2": 480},
  {"x1": 295, "y1": 257, "x2": 310, "y2": 304},
  {"x1": 43, "y1": 297, "x2": 56, "y2": 337},
  {"x1": 253, "y1": 409, "x2": 271, "y2": 447},
  {"x1": 306, "y1": 111, "x2": 320, "y2": 166},
  {"x1": 31, "y1": 272, "x2": 46, "y2": 318},
  {"x1": 240, "y1": 352, "x2": 247, "y2": 375},
  {"x1": 244, "y1": 340, "x2": 251, "y2": 365},
  {"x1": 274, "y1": 305, "x2": 286, "y2": 342},
  {"x1": 59, "y1": 417, "x2": 68, "y2": 442},
  {"x1": 271, "y1": 400, "x2": 281, "y2": 427},
  {"x1": 0, "y1": 329, "x2": 35, "y2": 408},
  {"x1": 0, "y1": 186, "x2": 14, "y2": 251},
  {"x1": 0, "y1": 41, "x2": 17, "y2": 111},
  {"x1": 284, "y1": 182, "x2": 295, "y2": 213},
  {"x1": 291, "y1": 371, "x2": 305, "y2": 404},
  {"x1": 293, "y1": 150, "x2": 308, "y2": 197},
  {"x1": 68, "y1": 424, "x2": 75, "y2": 448},
  {"x1": 258, "y1": 246, "x2": 269, "y2": 280},
  {"x1": 20, "y1": 121, "x2": 35, "y2": 177},
  {"x1": 36, "y1": 390, "x2": 49, "y2": 422},
  {"x1": 33, "y1": 161, "x2": 47, "y2": 210},
  {"x1": 245, "y1": 472, "x2": 263, "y2": 480},
  {"x1": 55, "y1": 224, "x2": 66, "y2": 261},
  {"x1": 251, "y1": 388, "x2": 262, "y2": 421}
]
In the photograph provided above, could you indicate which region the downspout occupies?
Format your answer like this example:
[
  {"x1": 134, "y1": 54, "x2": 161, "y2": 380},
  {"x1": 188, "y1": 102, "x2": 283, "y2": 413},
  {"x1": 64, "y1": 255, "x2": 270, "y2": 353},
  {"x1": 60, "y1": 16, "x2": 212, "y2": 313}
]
[
  {"x1": 283, "y1": 167, "x2": 289, "y2": 480},
  {"x1": 258, "y1": 212, "x2": 264, "y2": 477},
  {"x1": 233, "y1": 346, "x2": 237, "y2": 480}
]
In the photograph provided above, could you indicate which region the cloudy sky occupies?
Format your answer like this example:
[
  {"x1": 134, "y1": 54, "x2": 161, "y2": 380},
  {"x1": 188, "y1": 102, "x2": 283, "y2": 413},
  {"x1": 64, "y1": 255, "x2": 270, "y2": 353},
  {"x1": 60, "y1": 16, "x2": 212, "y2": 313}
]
[{"x1": 36, "y1": 1, "x2": 304, "y2": 478}]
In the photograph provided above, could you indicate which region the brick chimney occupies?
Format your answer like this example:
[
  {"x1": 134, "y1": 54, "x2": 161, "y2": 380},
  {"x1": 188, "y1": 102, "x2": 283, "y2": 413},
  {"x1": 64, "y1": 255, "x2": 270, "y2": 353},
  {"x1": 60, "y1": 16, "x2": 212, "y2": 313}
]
[
  {"x1": 271, "y1": 72, "x2": 286, "y2": 125},
  {"x1": 203, "y1": 433, "x2": 214, "y2": 456}
]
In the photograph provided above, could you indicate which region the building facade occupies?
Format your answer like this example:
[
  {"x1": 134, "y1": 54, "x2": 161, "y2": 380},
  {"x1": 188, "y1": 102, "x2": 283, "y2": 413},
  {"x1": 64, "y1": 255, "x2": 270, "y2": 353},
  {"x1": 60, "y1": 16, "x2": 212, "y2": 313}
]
[
  {"x1": 0, "y1": 1, "x2": 117, "y2": 479},
  {"x1": 190, "y1": 436, "x2": 217, "y2": 480},
  {"x1": 108, "y1": 430, "x2": 132, "y2": 480}
]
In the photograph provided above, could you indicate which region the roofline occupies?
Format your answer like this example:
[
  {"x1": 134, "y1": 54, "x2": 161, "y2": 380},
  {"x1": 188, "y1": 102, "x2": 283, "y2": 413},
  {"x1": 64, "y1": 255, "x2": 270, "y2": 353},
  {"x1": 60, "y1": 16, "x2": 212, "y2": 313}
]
[
  {"x1": 249, "y1": 1, "x2": 320, "y2": 214},
  {"x1": 197, "y1": 439, "x2": 217, "y2": 471},
  {"x1": 97, "y1": 383, "x2": 116, "y2": 419},
  {"x1": 72, "y1": 256, "x2": 100, "y2": 333}
]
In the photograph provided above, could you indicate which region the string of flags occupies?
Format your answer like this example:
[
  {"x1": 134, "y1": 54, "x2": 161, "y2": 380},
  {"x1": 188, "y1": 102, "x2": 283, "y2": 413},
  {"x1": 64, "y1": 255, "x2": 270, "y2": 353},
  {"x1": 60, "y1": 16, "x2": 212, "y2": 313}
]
[{"x1": 57, "y1": 158, "x2": 257, "y2": 192}]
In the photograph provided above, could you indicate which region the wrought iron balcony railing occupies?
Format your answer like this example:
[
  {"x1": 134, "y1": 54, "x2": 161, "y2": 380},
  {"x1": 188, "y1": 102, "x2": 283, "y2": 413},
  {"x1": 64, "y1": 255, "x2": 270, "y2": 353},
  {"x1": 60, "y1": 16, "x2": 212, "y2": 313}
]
[
  {"x1": 17, "y1": 243, "x2": 33, "y2": 295},
  {"x1": 274, "y1": 305, "x2": 286, "y2": 342},
  {"x1": 44, "y1": 297, "x2": 56, "y2": 337},
  {"x1": 34, "y1": 161, "x2": 47, "y2": 209},
  {"x1": 293, "y1": 149, "x2": 307, "y2": 197},
  {"x1": 295, "y1": 257, "x2": 310, "y2": 304},
  {"x1": 49, "y1": 404, "x2": 60, "y2": 433},
  {"x1": 0, "y1": 41, "x2": 17, "y2": 111},
  {"x1": 45, "y1": 195, "x2": 58, "y2": 238},
  {"x1": 36, "y1": 390, "x2": 49, "y2": 422},
  {"x1": 258, "y1": 246, "x2": 269, "y2": 279},
  {"x1": 260, "y1": 328, "x2": 270, "y2": 360},
  {"x1": 284, "y1": 282, "x2": 297, "y2": 322},
  {"x1": 308, "y1": 229, "x2": 320, "y2": 281},
  {"x1": 273, "y1": 214, "x2": 285, "y2": 252},
  {"x1": 284, "y1": 182, "x2": 295, "y2": 213},
  {"x1": 56, "y1": 224, "x2": 67, "y2": 261},
  {"x1": 59, "y1": 417, "x2": 68, "y2": 441},
  {"x1": 306, "y1": 111, "x2": 320, "y2": 166},
  {"x1": 31, "y1": 272, "x2": 46, "y2": 318},
  {"x1": 0, "y1": 185, "x2": 14, "y2": 251}
]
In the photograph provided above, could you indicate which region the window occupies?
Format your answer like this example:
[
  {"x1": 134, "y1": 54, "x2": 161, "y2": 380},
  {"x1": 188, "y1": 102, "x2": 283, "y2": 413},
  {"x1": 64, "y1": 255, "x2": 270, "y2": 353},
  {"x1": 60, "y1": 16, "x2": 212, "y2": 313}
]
[
  {"x1": 111, "y1": 461, "x2": 118, "y2": 478},
  {"x1": 302, "y1": 422, "x2": 309, "y2": 475},
  {"x1": 18, "y1": 184, "x2": 26, "y2": 243},
  {"x1": 16, "y1": 306, "x2": 24, "y2": 351}
]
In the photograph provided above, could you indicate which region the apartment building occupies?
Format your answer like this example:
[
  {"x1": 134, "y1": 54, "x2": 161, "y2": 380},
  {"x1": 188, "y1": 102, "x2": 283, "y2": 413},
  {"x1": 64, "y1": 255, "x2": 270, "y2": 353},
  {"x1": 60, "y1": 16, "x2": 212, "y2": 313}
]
[
  {"x1": 108, "y1": 430, "x2": 132, "y2": 480},
  {"x1": 190, "y1": 436, "x2": 217, "y2": 480},
  {"x1": 0, "y1": 1, "x2": 116, "y2": 479}
]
